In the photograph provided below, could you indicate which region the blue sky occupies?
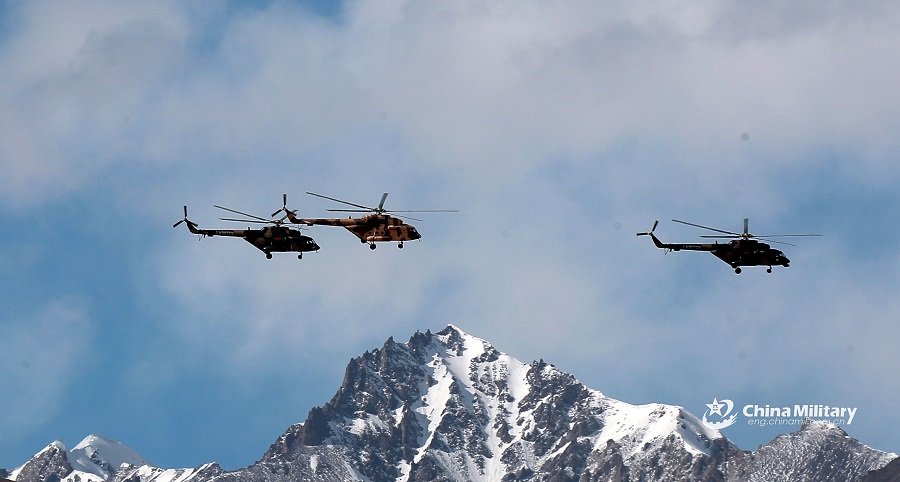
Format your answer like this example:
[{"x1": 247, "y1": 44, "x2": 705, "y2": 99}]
[{"x1": 2, "y1": 0, "x2": 900, "y2": 471}]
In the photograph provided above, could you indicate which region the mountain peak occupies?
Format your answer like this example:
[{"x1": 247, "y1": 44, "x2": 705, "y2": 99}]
[
  {"x1": 69, "y1": 434, "x2": 150, "y2": 477},
  {"x1": 435, "y1": 323, "x2": 479, "y2": 353},
  {"x1": 799, "y1": 418, "x2": 843, "y2": 434},
  {"x1": 735, "y1": 417, "x2": 896, "y2": 482},
  {"x1": 440, "y1": 323, "x2": 465, "y2": 335},
  {"x1": 262, "y1": 324, "x2": 739, "y2": 480}
]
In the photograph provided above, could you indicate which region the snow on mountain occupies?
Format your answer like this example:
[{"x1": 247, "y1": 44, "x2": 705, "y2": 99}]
[
  {"x1": 69, "y1": 434, "x2": 151, "y2": 478},
  {"x1": 6, "y1": 325, "x2": 897, "y2": 482},
  {"x1": 257, "y1": 325, "x2": 737, "y2": 481},
  {"x1": 735, "y1": 420, "x2": 897, "y2": 482},
  {"x1": 7, "y1": 434, "x2": 221, "y2": 482},
  {"x1": 7, "y1": 435, "x2": 145, "y2": 482},
  {"x1": 9, "y1": 440, "x2": 73, "y2": 482},
  {"x1": 110, "y1": 462, "x2": 224, "y2": 482},
  {"x1": 414, "y1": 324, "x2": 727, "y2": 478}
]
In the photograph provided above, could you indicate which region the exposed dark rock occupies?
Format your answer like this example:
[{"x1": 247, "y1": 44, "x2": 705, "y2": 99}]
[{"x1": 858, "y1": 456, "x2": 900, "y2": 482}]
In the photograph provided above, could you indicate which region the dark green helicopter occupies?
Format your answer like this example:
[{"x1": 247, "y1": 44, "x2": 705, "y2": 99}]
[
  {"x1": 174, "y1": 203, "x2": 319, "y2": 259},
  {"x1": 638, "y1": 218, "x2": 820, "y2": 274}
]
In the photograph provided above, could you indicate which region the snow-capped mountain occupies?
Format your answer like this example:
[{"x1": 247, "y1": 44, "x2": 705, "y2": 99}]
[
  {"x1": 8, "y1": 434, "x2": 152, "y2": 482},
  {"x1": 7, "y1": 435, "x2": 222, "y2": 482},
  {"x1": 732, "y1": 419, "x2": 896, "y2": 482},
  {"x1": 70, "y1": 434, "x2": 151, "y2": 478},
  {"x1": 4, "y1": 325, "x2": 897, "y2": 482},
  {"x1": 256, "y1": 325, "x2": 735, "y2": 481}
]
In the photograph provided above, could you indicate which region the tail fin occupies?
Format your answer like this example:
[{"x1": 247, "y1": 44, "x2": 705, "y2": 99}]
[{"x1": 636, "y1": 220, "x2": 666, "y2": 249}]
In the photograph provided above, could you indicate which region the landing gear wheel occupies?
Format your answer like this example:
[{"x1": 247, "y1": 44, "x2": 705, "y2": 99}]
[
  {"x1": 298, "y1": 253, "x2": 303, "y2": 260},
  {"x1": 265, "y1": 252, "x2": 273, "y2": 259},
  {"x1": 767, "y1": 267, "x2": 772, "y2": 273},
  {"x1": 398, "y1": 242, "x2": 404, "y2": 249},
  {"x1": 734, "y1": 267, "x2": 742, "y2": 274},
  {"x1": 369, "y1": 243, "x2": 377, "y2": 250}
]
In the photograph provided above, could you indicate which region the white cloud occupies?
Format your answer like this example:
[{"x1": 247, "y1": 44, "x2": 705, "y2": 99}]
[
  {"x1": 3, "y1": 0, "x2": 900, "y2": 466},
  {"x1": 0, "y1": 299, "x2": 94, "y2": 438},
  {"x1": 0, "y1": 2, "x2": 188, "y2": 207},
  {"x1": 5, "y1": 1, "x2": 900, "y2": 206}
]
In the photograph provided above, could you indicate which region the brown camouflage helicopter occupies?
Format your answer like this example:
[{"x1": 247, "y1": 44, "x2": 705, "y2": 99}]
[
  {"x1": 637, "y1": 218, "x2": 820, "y2": 274},
  {"x1": 273, "y1": 192, "x2": 457, "y2": 250},
  {"x1": 173, "y1": 204, "x2": 319, "y2": 259}
]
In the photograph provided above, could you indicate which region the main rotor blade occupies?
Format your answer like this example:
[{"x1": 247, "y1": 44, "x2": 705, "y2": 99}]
[
  {"x1": 699, "y1": 234, "x2": 797, "y2": 247},
  {"x1": 758, "y1": 238, "x2": 796, "y2": 247},
  {"x1": 306, "y1": 192, "x2": 376, "y2": 212},
  {"x1": 753, "y1": 233, "x2": 823, "y2": 237},
  {"x1": 220, "y1": 217, "x2": 272, "y2": 224},
  {"x1": 214, "y1": 205, "x2": 270, "y2": 222},
  {"x1": 672, "y1": 219, "x2": 741, "y2": 236},
  {"x1": 326, "y1": 208, "x2": 456, "y2": 216},
  {"x1": 307, "y1": 191, "x2": 457, "y2": 216},
  {"x1": 389, "y1": 209, "x2": 459, "y2": 213}
]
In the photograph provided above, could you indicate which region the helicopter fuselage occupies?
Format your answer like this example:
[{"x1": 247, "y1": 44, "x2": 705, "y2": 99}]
[
  {"x1": 643, "y1": 231, "x2": 790, "y2": 273},
  {"x1": 292, "y1": 213, "x2": 421, "y2": 247},
  {"x1": 671, "y1": 239, "x2": 790, "y2": 268},
  {"x1": 184, "y1": 223, "x2": 319, "y2": 258},
  {"x1": 281, "y1": 191, "x2": 456, "y2": 249}
]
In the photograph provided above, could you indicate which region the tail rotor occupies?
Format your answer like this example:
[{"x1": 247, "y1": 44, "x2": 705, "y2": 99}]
[
  {"x1": 271, "y1": 193, "x2": 297, "y2": 220},
  {"x1": 173, "y1": 206, "x2": 197, "y2": 229},
  {"x1": 637, "y1": 220, "x2": 669, "y2": 250},
  {"x1": 636, "y1": 220, "x2": 659, "y2": 237}
]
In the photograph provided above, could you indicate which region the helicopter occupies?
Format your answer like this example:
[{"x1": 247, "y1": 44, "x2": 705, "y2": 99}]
[
  {"x1": 637, "y1": 218, "x2": 821, "y2": 274},
  {"x1": 273, "y1": 192, "x2": 457, "y2": 250},
  {"x1": 173, "y1": 204, "x2": 319, "y2": 259}
]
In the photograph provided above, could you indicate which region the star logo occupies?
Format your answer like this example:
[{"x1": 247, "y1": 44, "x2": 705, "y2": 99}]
[
  {"x1": 706, "y1": 398, "x2": 727, "y2": 416},
  {"x1": 701, "y1": 397, "x2": 737, "y2": 430}
]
